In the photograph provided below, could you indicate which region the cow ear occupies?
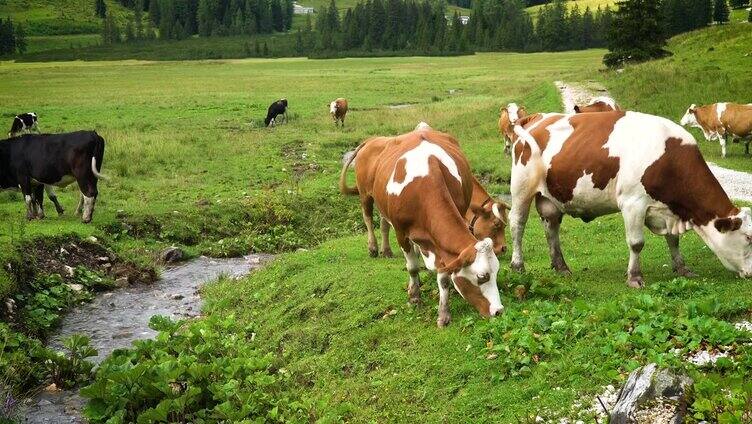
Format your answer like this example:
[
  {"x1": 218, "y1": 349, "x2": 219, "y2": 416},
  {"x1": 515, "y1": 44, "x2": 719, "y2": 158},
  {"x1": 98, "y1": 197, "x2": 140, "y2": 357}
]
[
  {"x1": 518, "y1": 106, "x2": 527, "y2": 118},
  {"x1": 438, "y1": 246, "x2": 477, "y2": 274},
  {"x1": 715, "y1": 217, "x2": 743, "y2": 233}
]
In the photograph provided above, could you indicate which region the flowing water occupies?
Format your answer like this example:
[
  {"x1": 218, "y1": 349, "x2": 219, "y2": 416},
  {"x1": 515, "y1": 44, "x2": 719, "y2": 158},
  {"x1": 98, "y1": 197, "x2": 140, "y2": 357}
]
[{"x1": 23, "y1": 254, "x2": 272, "y2": 424}]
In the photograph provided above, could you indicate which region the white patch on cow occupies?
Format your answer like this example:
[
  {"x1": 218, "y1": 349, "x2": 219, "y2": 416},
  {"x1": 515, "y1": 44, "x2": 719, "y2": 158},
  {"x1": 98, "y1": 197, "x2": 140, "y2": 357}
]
[
  {"x1": 24, "y1": 195, "x2": 32, "y2": 207},
  {"x1": 540, "y1": 116, "x2": 575, "y2": 167},
  {"x1": 507, "y1": 103, "x2": 520, "y2": 123},
  {"x1": 82, "y1": 195, "x2": 95, "y2": 222},
  {"x1": 420, "y1": 249, "x2": 436, "y2": 271},
  {"x1": 492, "y1": 203, "x2": 502, "y2": 220},
  {"x1": 562, "y1": 173, "x2": 619, "y2": 218},
  {"x1": 329, "y1": 101, "x2": 337, "y2": 114},
  {"x1": 415, "y1": 122, "x2": 431, "y2": 131},
  {"x1": 716, "y1": 102, "x2": 728, "y2": 125},
  {"x1": 590, "y1": 96, "x2": 617, "y2": 110},
  {"x1": 386, "y1": 140, "x2": 462, "y2": 196}
]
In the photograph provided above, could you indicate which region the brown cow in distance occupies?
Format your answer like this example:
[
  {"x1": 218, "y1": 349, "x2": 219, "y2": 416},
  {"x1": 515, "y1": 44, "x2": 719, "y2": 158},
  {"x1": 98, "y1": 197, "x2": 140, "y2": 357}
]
[
  {"x1": 330, "y1": 98, "x2": 348, "y2": 127},
  {"x1": 339, "y1": 124, "x2": 504, "y2": 326},
  {"x1": 680, "y1": 102, "x2": 752, "y2": 157},
  {"x1": 574, "y1": 96, "x2": 621, "y2": 113},
  {"x1": 499, "y1": 103, "x2": 752, "y2": 287}
]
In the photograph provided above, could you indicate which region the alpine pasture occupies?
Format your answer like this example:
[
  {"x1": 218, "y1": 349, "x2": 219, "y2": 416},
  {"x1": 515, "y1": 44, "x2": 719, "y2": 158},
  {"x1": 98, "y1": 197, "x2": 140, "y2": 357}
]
[{"x1": 2, "y1": 17, "x2": 752, "y2": 423}]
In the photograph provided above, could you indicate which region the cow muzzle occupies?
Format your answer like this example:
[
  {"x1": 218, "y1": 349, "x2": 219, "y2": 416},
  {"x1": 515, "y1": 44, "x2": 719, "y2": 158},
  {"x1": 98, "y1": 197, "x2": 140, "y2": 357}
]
[{"x1": 489, "y1": 305, "x2": 504, "y2": 317}]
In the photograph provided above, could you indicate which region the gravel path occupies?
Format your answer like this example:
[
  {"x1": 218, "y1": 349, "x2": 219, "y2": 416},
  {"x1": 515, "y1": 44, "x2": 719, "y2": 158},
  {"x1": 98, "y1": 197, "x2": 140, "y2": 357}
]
[{"x1": 555, "y1": 81, "x2": 752, "y2": 202}]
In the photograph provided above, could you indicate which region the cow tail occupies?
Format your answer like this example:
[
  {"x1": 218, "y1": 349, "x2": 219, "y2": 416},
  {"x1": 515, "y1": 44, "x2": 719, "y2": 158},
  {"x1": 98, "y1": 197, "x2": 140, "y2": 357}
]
[
  {"x1": 91, "y1": 132, "x2": 110, "y2": 180},
  {"x1": 339, "y1": 141, "x2": 366, "y2": 196}
]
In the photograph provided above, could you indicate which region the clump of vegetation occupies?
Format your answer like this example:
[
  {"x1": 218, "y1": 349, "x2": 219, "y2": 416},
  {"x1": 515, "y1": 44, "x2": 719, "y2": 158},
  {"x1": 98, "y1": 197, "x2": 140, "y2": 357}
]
[
  {"x1": 82, "y1": 315, "x2": 310, "y2": 423},
  {"x1": 46, "y1": 335, "x2": 98, "y2": 390}
]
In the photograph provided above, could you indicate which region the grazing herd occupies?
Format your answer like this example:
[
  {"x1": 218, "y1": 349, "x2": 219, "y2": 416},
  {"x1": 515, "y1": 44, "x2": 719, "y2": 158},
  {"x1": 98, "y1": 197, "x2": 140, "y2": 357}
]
[
  {"x1": 341, "y1": 96, "x2": 752, "y2": 326},
  {"x1": 3, "y1": 94, "x2": 752, "y2": 327}
]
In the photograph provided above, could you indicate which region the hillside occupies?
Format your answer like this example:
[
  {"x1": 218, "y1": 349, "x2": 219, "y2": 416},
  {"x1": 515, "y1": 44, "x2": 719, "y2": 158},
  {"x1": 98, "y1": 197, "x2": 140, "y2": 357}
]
[
  {"x1": 601, "y1": 21, "x2": 752, "y2": 171},
  {"x1": 526, "y1": 0, "x2": 616, "y2": 17},
  {"x1": 0, "y1": 0, "x2": 132, "y2": 35}
]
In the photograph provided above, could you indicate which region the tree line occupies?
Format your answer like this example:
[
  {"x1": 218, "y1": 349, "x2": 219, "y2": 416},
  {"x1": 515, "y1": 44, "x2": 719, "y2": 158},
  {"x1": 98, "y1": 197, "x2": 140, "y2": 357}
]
[{"x1": 0, "y1": 17, "x2": 26, "y2": 56}]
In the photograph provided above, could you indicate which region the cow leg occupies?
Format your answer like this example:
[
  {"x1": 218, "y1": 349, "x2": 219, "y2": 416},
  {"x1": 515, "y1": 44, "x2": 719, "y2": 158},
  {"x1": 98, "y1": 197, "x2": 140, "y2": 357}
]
[
  {"x1": 510, "y1": 196, "x2": 533, "y2": 273},
  {"x1": 18, "y1": 181, "x2": 36, "y2": 220},
  {"x1": 719, "y1": 135, "x2": 727, "y2": 158},
  {"x1": 535, "y1": 195, "x2": 570, "y2": 275},
  {"x1": 32, "y1": 185, "x2": 45, "y2": 219},
  {"x1": 45, "y1": 185, "x2": 65, "y2": 215},
  {"x1": 380, "y1": 216, "x2": 393, "y2": 258},
  {"x1": 665, "y1": 233, "x2": 695, "y2": 277},
  {"x1": 436, "y1": 273, "x2": 452, "y2": 328},
  {"x1": 401, "y1": 241, "x2": 422, "y2": 305},
  {"x1": 77, "y1": 180, "x2": 98, "y2": 224},
  {"x1": 361, "y1": 196, "x2": 378, "y2": 257},
  {"x1": 745, "y1": 139, "x2": 750, "y2": 156},
  {"x1": 622, "y1": 202, "x2": 647, "y2": 288}
]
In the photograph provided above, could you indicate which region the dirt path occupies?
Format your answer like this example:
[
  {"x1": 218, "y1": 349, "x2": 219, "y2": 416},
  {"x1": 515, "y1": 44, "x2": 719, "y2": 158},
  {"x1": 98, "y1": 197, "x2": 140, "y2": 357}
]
[
  {"x1": 23, "y1": 255, "x2": 272, "y2": 424},
  {"x1": 555, "y1": 81, "x2": 752, "y2": 202}
]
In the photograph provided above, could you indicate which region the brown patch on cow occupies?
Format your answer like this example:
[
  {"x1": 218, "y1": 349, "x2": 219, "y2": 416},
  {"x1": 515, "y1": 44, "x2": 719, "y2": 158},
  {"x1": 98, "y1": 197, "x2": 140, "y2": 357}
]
[
  {"x1": 714, "y1": 217, "x2": 743, "y2": 233},
  {"x1": 521, "y1": 114, "x2": 566, "y2": 153},
  {"x1": 452, "y1": 276, "x2": 491, "y2": 317},
  {"x1": 575, "y1": 102, "x2": 617, "y2": 113},
  {"x1": 392, "y1": 158, "x2": 408, "y2": 184},
  {"x1": 641, "y1": 137, "x2": 739, "y2": 226},
  {"x1": 546, "y1": 112, "x2": 624, "y2": 203},
  {"x1": 513, "y1": 141, "x2": 532, "y2": 165}
]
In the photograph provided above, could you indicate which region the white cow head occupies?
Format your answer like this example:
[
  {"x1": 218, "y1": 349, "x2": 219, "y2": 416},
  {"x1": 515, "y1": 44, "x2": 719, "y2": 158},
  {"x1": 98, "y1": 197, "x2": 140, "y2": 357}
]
[
  {"x1": 680, "y1": 104, "x2": 699, "y2": 127},
  {"x1": 329, "y1": 101, "x2": 337, "y2": 115},
  {"x1": 499, "y1": 103, "x2": 527, "y2": 155},
  {"x1": 442, "y1": 238, "x2": 503, "y2": 317},
  {"x1": 702, "y1": 208, "x2": 752, "y2": 278}
]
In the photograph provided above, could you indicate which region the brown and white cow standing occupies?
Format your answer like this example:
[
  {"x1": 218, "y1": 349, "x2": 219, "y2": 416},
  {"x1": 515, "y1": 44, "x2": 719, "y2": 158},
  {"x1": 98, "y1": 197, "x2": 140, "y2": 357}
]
[
  {"x1": 339, "y1": 125, "x2": 504, "y2": 326},
  {"x1": 499, "y1": 103, "x2": 527, "y2": 155},
  {"x1": 574, "y1": 96, "x2": 621, "y2": 113},
  {"x1": 680, "y1": 102, "x2": 752, "y2": 157},
  {"x1": 330, "y1": 98, "x2": 348, "y2": 127},
  {"x1": 499, "y1": 105, "x2": 752, "y2": 287},
  {"x1": 341, "y1": 122, "x2": 509, "y2": 259}
]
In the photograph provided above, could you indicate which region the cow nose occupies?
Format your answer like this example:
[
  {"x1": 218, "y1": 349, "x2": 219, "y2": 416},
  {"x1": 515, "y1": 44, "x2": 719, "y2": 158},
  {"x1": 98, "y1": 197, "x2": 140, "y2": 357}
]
[
  {"x1": 477, "y1": 273, "x2": 490, "y2": 284},
  {"x1": 490, "y1": 306, "x2": 504, "y2": 317},
  {"x1": 500, "y1": 245, "x2": 507, "y2": 254}
]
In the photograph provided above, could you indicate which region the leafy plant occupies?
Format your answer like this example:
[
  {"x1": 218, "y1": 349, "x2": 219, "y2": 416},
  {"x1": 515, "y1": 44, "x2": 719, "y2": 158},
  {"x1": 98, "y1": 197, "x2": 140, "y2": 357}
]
[
  {"x1": 45, "y1": 335, "x2": 97, "y2": 389},
  {"x1": 82, "y1": 315, "x2": 310, "y2": 423}
]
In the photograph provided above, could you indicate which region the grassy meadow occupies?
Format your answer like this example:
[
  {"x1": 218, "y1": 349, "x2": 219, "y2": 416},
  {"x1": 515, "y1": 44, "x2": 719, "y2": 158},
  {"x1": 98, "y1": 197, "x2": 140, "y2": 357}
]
[{"x1": 3, "y1": 20, "x2": 752, "y2": 421}]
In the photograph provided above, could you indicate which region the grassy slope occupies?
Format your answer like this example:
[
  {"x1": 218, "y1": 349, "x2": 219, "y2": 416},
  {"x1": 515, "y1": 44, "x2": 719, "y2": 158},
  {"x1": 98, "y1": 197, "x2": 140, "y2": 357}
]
[
  {"x1": 601, "y1": 22, "x2": 752, "y2": 171},
  {"x1": 526, "y1": 0, "x2": 616, "y2": 18},
  {"x1": 0, "y1": 0, "x2": 132, "y2": 35}
]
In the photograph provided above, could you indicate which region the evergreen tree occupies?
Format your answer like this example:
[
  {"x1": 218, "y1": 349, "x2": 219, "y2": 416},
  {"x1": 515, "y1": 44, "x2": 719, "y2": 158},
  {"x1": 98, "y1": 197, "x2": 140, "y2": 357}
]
[
  {"x1": 95, "y1": 0, "x2": 108, "y2": 18},
  {"x1": 125, "y1": 18, "x2": 135, "y2": 41},
  {"x1": 271, "y1": 0, "x2": 284, "y2": 32},
  {"x1": 14, "y1": 22, "x2": 26, "y2": 54},
  {"x1": 134, "y1": 0, "x2": 144, "y2": 38},
  {"x1": 582, "y1": 6, "x2": 594, "y2": 48},
  {"x1": 749, "y1": 5, "x2": 752, "y2": 22},
  {"x1": 604, "y1": 0, "x2": 668, "y2": 68},
  {"x1": 295, "y1": 28, "x2": 304, "y2": 54},
  {"x1": 728, "y1": 0, "x2": 746, "y2": 8},
  {"x1": 263, "y1": 41, "x2": 269, "y2": 55},
  {"x1": 254, "y1": 39, "x2": 260, "y2": 54},
  {"x1": 714, "y1": 0, "x2": 730, "y2": 23},
  {"x1": 149, "y1": 0, "x2": 160, "y2": 25}
]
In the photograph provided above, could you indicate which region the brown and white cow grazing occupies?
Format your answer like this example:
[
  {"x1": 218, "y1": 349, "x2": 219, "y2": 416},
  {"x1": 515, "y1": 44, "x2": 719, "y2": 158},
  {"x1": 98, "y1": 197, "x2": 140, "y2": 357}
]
[
  {"x1": 680, "y1": 103, "x2": 752, "y2": 157},
  {"x1": 330, "y1": 98, "x2": 348, "y2": 127},
  {"x1": 499, "y1": 104, "x2": 752, "y2": 287},
  {"x1": 339, "y1": 125, "x2": 504, "y2": 326},
  {"x1": 341, "y1": 122, "x2": 509, "y2": 259},
  {"x1": 574, "y1": 96, "x2": 621, "y2": 113},
  {"x1": 499, "y1": 103, "x2": 527, "y2": 155}
]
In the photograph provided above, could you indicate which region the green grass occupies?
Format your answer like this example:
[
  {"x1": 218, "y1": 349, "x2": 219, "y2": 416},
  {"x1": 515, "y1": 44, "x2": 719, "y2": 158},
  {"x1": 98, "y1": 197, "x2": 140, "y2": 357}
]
[
  {"x1": 24, "y1": 33, "x2": 101, "y2": 53},
  {"x1": 0, "y1": 0, "x2": 132, "y2": 35},
  {"x1": 526, "y1": 0, "x2": 616, "y2": 18},
  {"x1": 601, "y1": 22, "x2": 752, "y2": 171}
]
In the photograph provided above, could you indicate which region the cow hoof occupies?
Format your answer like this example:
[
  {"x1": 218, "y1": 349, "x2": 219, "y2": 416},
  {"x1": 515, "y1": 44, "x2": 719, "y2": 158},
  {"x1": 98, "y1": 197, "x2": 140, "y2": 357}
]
[
  {"x1": 675, "y1": 267, "x2": 697, "y2": 278},
  {"x1": 408, "y1": 295, "x2": 422, "y2": 306},
  {"x1": 627, "y1": 276, "x2": 645, "y2": 289},
  {"x1": 56, "y1": 208, "x2": 65, "y2": 216},
  {"x1": 368, "y1": 248, "x2": 379, "y2": 258},
  {"x1": 436, "y1": 314, "x2": 451, "y2": 328},
  {"x1": 381, "y1": 249, "x2": 394, "y2": 258},
  {"x1": 511, "y1": 262, "x2": 526, "y2": 273},
  {"x1": 553, "y1": 264, "x2": 572, "y2": 276}
]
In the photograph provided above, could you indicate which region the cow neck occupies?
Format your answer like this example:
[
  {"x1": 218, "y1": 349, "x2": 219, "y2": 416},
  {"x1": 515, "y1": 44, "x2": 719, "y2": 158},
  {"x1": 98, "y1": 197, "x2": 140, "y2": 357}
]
[{"x1": 414, "y1": 199, "x2": 478, "y2": 265}]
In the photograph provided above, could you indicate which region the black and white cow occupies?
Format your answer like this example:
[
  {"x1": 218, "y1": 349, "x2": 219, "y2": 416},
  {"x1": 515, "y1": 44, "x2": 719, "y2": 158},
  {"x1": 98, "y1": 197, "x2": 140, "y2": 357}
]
[
  {"x1": 0, "y1": 131, "x2": 107, "y2": 223},
  {"x1": 264, "y1": 99, "x2": 288, "y2": 127},
  {"x1": 9, "y1": 113, "x2": 40, "y2": 137}
]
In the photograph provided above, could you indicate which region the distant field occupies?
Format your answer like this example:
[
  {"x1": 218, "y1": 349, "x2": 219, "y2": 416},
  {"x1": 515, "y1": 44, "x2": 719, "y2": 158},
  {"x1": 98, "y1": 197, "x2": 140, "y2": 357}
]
[
  {"x1": 0, "y1": 0, "x2": 131, "y2": 35},
  {"x1": 526, "y1": 0, "x2": 616, "y2": 17},
  {"x1": 601, "y1": 22, "x2": 752, "y2": 171}
]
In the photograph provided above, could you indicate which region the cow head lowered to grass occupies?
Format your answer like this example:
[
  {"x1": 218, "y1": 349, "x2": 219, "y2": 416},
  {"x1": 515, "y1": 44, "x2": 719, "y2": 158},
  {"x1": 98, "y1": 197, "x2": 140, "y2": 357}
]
[
  {"x1": 339, "y1": 125, "x2": 504, "y2": 326},
  {"x1": 499, "y1": 103, "x2": 752, "y2": 285}
]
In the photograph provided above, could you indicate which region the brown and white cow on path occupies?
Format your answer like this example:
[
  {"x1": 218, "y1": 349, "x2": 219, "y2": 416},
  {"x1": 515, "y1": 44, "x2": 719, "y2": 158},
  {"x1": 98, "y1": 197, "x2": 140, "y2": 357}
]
[
  {"x1": 680, "y1": 103, "x2": 752, "y2": 157},
  {"x1": 339, "y1": 125, "x2": 504, "y2": 326},
  {"x1": 330, "y1": 98, "x2": 348, "y2": 127},
  {"x1": 499, "y1": 105, "x2": 752, "y2": 287},
  {"x1": 341, "y1": 122, "x2": 509, "y2": 259},
  {"x1": 574, "y1": 96, "x2": 621, "y2": 113}
]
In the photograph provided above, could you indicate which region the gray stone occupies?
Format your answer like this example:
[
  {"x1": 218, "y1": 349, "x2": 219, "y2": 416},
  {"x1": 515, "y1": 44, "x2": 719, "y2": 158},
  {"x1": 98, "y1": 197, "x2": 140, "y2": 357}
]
[
  {"x1": 66, "y1": 283, "x2": 84, "y2": 292},
  {"x1": 610, "y1": 363, "x2": 692, "y2": 424},
  {"x1": 114, "y1": 276, "x2": 129, "y2": 288},
  {"x1": 160, "y1": 247, "x2": 184, "y2": 264}
]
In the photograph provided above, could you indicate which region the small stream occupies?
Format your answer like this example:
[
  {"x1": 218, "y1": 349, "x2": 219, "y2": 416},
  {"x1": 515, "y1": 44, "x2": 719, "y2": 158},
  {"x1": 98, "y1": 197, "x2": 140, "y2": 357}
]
[{"x1": 23, "y1": 254, "x2": 272, "y2": 424}]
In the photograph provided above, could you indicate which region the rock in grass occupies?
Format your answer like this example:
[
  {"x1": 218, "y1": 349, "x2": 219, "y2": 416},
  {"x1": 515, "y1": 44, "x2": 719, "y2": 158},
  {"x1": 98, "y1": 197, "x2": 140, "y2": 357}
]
[
  {"x1": 610, "y1": 363, "x2": 692, "y2": 424},
  {"x1": 160, "y1": 247, "x2": 184, "y2": 264}
]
